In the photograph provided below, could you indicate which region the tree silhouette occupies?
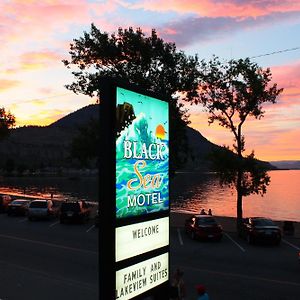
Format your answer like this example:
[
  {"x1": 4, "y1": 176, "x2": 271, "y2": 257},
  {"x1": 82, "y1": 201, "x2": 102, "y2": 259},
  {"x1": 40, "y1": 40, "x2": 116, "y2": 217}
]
[
  {"x1": 0, "y1": 107, "x2": 15, "y2": 141},
  {"x1": 195, "y1": 56, "x2": 283, "y2": 229},
  {"x1": 63, "y1": 24, "x2": 201, "y2": 174}
]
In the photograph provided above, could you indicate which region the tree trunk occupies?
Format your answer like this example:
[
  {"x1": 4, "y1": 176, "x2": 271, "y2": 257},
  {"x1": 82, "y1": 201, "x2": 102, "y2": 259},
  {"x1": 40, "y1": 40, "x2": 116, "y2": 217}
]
[
  {"x1": 236, "y1": 169, "x2": 243, "y2": 231},
  {"x1": 236, "y1": 127, "x2": 244, "y2": 231}
]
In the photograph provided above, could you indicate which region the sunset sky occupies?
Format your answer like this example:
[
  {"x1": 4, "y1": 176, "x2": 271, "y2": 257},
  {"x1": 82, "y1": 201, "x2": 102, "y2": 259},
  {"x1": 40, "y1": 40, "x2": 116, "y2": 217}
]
[{"x1": 0, "y1": 0, "x2": 299, "y2": 161}]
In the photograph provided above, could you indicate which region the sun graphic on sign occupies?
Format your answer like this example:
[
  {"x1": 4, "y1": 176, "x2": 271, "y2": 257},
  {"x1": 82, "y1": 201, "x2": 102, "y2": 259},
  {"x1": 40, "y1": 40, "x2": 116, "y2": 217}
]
[{"x1": 155, "y1": 124, "x2": 166, "y2": 140}]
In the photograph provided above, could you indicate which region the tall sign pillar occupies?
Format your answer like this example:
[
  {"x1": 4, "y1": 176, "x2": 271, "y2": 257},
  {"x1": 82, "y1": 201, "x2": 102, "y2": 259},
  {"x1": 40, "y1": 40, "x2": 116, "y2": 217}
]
[{"x1": 100, "y1": 78, "x2": 170, "y2": 299}]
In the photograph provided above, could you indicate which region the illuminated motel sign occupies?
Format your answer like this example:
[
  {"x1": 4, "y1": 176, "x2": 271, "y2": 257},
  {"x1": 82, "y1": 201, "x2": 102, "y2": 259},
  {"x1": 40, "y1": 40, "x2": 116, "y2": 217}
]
[{"x1": 99, "y1": 79, "x2": 169, "y2": 300}]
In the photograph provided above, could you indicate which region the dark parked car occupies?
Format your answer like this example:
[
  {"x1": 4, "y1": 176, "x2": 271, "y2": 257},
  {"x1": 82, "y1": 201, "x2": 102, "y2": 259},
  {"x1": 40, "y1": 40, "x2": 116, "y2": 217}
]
[
  {"x1": 185, "y1": 214, "x2": 223, "y2": 241},
  {"x1": 239, "y1": 217, "x2": 281, "y2": 245},
  {"x1": 7, "y1": 199, "x2": 30, "y2": 216},
  {"x1": 59, "y1": 201, "x2": 91, "y2": 224}
]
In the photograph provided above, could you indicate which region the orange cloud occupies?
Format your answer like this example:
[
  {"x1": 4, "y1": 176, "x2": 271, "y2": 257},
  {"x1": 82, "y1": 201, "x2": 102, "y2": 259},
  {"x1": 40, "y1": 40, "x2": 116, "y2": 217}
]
[
  {"x1": 133, "y1": 0, "x2": 300, "y2": 18},
  {"x1": 190, "y1": 110, "x2": 300, "y2": 161},
  {"x1": 16, "y1": 109, "x2": 67, "y2": 127},
  {"x1": 0, "y1": 79, "x2": 20, "y2": 92},
  {"x1": 253, "y1": 129, "x2": 300, "y2": 161},
  {"x1": 19, "y1": 51, "x2": 61, "y2": 71}
]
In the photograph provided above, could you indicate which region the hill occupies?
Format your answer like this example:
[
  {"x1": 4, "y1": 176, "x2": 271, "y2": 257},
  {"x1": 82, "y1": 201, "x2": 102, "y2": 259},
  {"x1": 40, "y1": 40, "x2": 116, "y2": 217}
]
[
  {"x1": 269, "y1": 160, "x2": 300, "y2": 170},
  {"x1": 0, "y1": 104, "x2": 273, "y2": 173},
  {"x1": 0, "y1": 105, "x2": 99, "y2": 173}
]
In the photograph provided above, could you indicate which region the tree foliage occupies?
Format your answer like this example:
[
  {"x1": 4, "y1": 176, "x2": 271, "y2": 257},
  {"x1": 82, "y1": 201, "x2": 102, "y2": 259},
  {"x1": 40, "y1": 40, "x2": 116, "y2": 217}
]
[
  {"x1": 198, "y1": 56, "x2": 283, "y2": 156},
  {"x1": 195, "y1": 57, "x2": 283, "y2": 227},
  {"x1": 0, "y1": 107, "x2": 15, "y2": 140},
  {"x1": 70, "y1": 119, "x2": 100, "y2": 167},
  {"x1": 63, "y1": 24, "x2": 201, "y2": 173}
]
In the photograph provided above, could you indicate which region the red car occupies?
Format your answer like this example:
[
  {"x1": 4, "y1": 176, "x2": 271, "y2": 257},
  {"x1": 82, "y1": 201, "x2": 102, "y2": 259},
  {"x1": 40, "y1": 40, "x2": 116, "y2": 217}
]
[{"x1": 185, "y1": 214, "x2": 223, "y2": 241}]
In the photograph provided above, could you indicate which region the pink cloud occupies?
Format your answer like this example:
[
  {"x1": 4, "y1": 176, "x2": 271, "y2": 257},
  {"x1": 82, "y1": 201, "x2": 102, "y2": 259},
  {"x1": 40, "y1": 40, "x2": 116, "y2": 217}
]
[
  {"x1": 269, "y1": 61, "x2": 300, "y2": 107},
  {"x1": 133, "y1": 0, "x2": 300, "y2": 18},
  {"x1": 0, "y1": 1, "x2": 118, "y2": 50},
  {"x1": 157, "y1": 11, "x2": 300, "y2": 48}
]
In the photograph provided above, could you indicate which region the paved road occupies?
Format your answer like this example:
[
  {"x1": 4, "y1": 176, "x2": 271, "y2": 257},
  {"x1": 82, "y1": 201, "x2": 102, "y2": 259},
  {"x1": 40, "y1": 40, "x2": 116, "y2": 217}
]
[
  {"x1": 170, "y1": 218, "x2": 300, "y2": 300},
  {"x1": 0, "y1": 213, "x2": 98, "y2": 300}
]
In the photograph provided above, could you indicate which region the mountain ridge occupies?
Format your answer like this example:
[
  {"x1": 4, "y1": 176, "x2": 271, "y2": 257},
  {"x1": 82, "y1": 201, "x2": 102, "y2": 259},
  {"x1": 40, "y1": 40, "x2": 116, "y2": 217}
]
[{"x1": 0, "y1": 104, "x2": 275, "y2": 172}]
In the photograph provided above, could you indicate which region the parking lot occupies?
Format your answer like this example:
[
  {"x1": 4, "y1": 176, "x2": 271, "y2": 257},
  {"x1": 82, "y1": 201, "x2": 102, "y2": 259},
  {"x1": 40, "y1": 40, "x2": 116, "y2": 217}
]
[
  {"x1": 1, "y1": 209, "x2": 300, "y2": 300},
  {"x1": 0, "y1": 210, "x2": 98, "y2": 300},
  {"x1": 170, "y1": 213, "x2": 300, "y2": 300}
]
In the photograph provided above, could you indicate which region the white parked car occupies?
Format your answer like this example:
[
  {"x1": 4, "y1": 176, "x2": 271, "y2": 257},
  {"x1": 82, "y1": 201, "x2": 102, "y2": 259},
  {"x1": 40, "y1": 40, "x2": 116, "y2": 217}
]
[{"x1": 27, "y1": 199, "x2": 57, "y2": 220}]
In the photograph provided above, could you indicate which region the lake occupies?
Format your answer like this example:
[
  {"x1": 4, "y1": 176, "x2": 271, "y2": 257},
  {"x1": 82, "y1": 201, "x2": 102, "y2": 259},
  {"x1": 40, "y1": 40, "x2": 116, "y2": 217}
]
[
  {"x1": 0, "y1": 170, "x2": 299, "y2": 222},
  {"x1": 171, "y1": 169, "x2": 300, "y2": 222}
]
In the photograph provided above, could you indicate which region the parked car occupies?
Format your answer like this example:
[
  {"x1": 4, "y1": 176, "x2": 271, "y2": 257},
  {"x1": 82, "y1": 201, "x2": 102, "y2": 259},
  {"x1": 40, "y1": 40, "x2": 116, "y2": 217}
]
[
  {"x1": 239, "y1": 217, "x2": 281, "y2": 245},
  {"x1": 59, "y1": 201, "x2": 91, "y2": 224},
  {"x1": 7, "y1": 199, "x2": 30, "y2": 216},
  {"x1": 0, "y1": 194, "x2": 13, "y2": 213},
  {"x1": 185, "y1": 214, "x2": 223, "y2": 241},
  {"x1": 27, "y1": 199, "x2": 57, "y2": 220}
]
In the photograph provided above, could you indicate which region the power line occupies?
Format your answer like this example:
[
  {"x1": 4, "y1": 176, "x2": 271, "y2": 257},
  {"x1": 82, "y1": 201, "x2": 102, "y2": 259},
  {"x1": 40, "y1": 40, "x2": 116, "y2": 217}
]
[
  {"x1": 3, "y1": 46, "x2": 300, "y2": 106},
  {"x1": 7, "y1": 93, "x2": 71, "y2": 106},
  {"x1": 250, "y1": 46, "x2": 300, "y2": 59}
]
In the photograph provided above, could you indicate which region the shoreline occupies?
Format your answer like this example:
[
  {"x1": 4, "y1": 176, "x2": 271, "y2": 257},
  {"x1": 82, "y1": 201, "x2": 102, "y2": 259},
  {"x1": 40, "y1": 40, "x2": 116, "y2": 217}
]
[{"x1": 171, "y1": 209, "x2": 300, "y2": 223}]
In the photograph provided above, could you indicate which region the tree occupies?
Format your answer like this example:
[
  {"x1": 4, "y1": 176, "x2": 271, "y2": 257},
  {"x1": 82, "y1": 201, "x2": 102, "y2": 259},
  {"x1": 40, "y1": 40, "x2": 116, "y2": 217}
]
[
  {"x1": 0, "y1": 107, "x2": 15, "y2": 141},
  {"x1": 70, "y1": 118, "x2": 100, "y2": 167},
  {"x1": 63, "y1": 24, "x2": 201, "y2": 174},
  {"x1": 195, "y1": 56, "x2": 283, "y2": 228}
]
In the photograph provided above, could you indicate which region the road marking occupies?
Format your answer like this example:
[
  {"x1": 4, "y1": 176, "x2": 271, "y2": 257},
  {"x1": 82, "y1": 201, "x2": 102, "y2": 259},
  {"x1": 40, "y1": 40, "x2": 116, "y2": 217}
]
[
  {"x1": 0, "y1": 233, "x2": 97, "y2": 255},
  {"x1": 86, "y1": 225, "x2": 95, "y2": 233},
  {"x1": 49, "y1": 221, "x2": 59, "y2": 228},
  {"x1": 282, "y1": 238, "x2": 300, "y2": 250},
  {"x1": 224, "y1": 232, "x2": 246, "y2": 252},
  {"x1": 177, "y1": 264, "x2": 300, "y2": 287},
  {"x1": 18, "y1": 218, "x2": 28, "y2": 223},
  {"x1": 0, "y1": 258, "x2": 97, "y2": 292},
  {"x1": 177, "y1": 228, "x2": 183, "y2": 246}
]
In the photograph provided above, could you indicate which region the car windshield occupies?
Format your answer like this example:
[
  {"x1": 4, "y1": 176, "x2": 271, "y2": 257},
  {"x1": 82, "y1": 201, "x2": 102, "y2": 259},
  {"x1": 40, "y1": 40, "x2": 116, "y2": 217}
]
[
  {"x1": 11, "y1": 200, "x2": 28, "y2": 205},
  {"x1": 197, "y1": 217, "x2": 217, "y2": 226},
  {"x1": 61, "y1": 203, "x2": 80, "y2": 212},
  {"x1": 252, "y1": 219, "x2": 275, "y2": 226},
  {"x1": 30, "y1": 201, "x2": 47, "y2": 208}
]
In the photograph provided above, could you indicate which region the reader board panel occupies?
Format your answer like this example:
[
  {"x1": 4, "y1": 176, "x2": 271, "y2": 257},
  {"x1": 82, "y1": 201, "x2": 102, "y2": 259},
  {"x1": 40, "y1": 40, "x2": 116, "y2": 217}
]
[
  {"x1": 116, "y1": 216, "x2": 169, "y2": 262},
  {"x1": 115, "y1": 252, "x2": 169, "y2": 300}
]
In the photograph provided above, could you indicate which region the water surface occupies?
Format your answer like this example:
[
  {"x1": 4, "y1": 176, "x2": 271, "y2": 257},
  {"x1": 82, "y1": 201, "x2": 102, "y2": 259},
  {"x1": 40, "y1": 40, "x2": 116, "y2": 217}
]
[
  {"x1": 170, "y1": 170, "x2": 300, "y2": 222},
  {"x1": 0, "y1": 170, "x2": 299, "y2": 222}
]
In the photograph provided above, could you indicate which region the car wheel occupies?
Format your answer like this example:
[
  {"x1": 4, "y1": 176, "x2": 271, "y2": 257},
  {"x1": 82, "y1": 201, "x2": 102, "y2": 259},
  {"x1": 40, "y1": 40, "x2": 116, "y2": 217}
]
[
  {"x1": 247, "y1": 234, "x2": 253, "y2": 244},
  {"x1": 28, "y1": 216, "x2": 33, "y2": 221},
  {"x1": 275, "y1": 238, "x2": 281, "y2": 246},
  {"x1": 60, "y1": 218, "x2": 64, "y2": 224},
  {"x1": 216, "y1": 236, "x2": 222, "y2": 242},
  {"x1": 191, "y1": 231, "x2": 196, "y2": 240}
]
